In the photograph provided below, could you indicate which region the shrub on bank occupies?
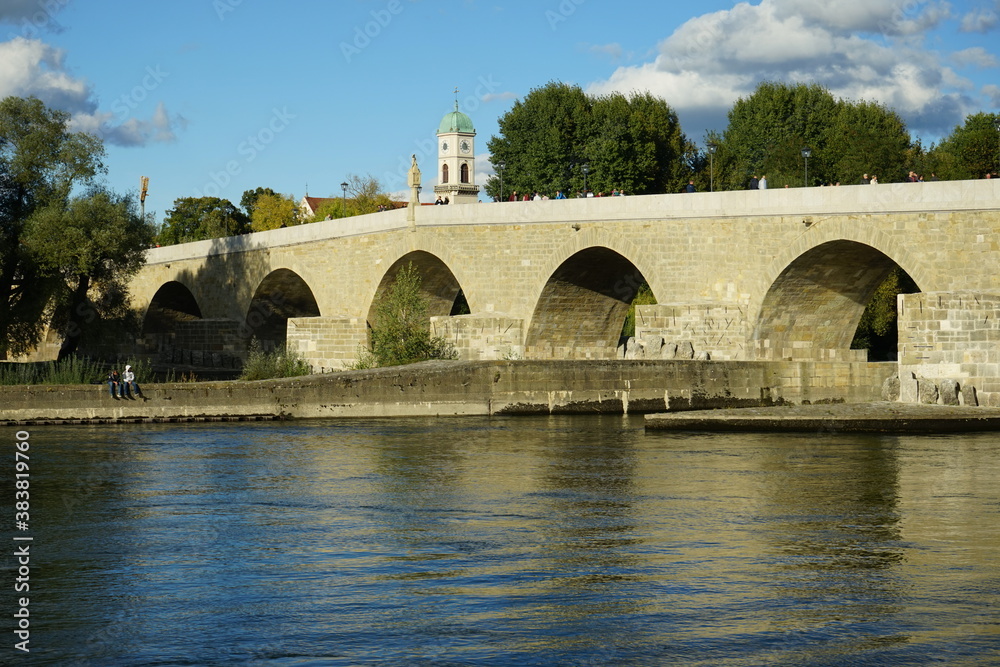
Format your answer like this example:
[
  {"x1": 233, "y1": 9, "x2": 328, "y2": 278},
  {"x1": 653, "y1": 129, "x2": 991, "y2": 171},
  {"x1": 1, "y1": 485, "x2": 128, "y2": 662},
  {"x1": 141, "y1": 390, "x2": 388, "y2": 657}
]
[{"x1": 239, "y1": 342, "x2": 311, "y2": 381}]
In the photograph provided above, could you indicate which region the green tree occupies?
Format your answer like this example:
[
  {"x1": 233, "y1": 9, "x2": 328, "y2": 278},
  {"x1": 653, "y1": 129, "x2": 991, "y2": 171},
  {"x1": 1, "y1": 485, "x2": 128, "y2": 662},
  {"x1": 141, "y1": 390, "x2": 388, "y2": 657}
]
[
  {"x1": 588, "y1": 91, "x2": 691, "y2": 195},
  {"x1": 361, "y1": 263, "x2": 457, "y2": 367},
  {"x1": 929, "y1": 112, "x2": 1000, "y2": 180},
  {"x1": 156, "y1": 196, "x2": 249, "y2": 245},
  {"x1": 716, "y1": 82, "x2": 839, "y2": 189},
  {"x1": 250, "y1": 192, "x2": 300, "y2": 231},
  {"x1": 823, "y1": 100, "x2": 911, "y2": 184},
  {"x1": 0, "y1": 96, "x2": 106, "y2": 359},
  {"x1": 240, "y1": 186, "x2": 278, "y2": 218},
  {"x1": 715, "y1": 82, "x2": 914, "y2": 189},
  {"x1": 485, "y1": 82, "x2": 689, "y2": 198},
  {"x1": 24, "y1": 187, "x2": 155, "y2": 358},
  {"x1": 851, "y1": 267, "x2": 919, "y2": 361},
  {"x1": 488, "y1": 81, "x2": 591, "y2": 198}
]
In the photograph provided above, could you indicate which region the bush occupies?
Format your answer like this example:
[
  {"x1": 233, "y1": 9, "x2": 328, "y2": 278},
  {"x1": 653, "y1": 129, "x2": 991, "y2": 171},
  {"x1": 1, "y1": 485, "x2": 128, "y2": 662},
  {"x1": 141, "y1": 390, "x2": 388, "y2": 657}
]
[
  {"x1": 240, "y1": 341, "x2": 311, "y2": 381},
  {"x1": 357, "y1": 263, "x2": 457, "y2": 368}
]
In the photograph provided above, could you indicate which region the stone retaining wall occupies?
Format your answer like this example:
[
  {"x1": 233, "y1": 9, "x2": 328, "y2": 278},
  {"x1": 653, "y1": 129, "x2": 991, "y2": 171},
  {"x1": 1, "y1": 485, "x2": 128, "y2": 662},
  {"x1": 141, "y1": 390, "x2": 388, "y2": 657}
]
[{"x1": 0, "y1": 359, "x2": 896, "y2": 423}]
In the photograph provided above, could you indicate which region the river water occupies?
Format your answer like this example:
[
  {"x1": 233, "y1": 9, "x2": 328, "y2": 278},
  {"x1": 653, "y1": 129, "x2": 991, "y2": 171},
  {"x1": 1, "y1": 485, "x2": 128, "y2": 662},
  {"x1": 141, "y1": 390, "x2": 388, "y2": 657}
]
[{"x1": 5, "y1": 415, "x2": 1000, "y2": 665}]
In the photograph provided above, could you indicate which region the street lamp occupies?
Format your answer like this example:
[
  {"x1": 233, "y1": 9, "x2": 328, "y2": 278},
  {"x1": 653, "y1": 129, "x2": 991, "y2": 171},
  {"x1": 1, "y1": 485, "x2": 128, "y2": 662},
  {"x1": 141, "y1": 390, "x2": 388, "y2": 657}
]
[
  {"x1": 582, "y1": 163, "x2": 590, "y2": 196},
  {"x1": 497, "y1": 161, "x2": 506, "y2": 202},
  {"x1": 340, "y1": 181, "x2": 348, "y2": 217},
  {"x1": 801, "y1": 148, "x2": 812, "y2": 187},
  {"x1": 707, "y1": 144, "x2": 717, "y2": 192}
]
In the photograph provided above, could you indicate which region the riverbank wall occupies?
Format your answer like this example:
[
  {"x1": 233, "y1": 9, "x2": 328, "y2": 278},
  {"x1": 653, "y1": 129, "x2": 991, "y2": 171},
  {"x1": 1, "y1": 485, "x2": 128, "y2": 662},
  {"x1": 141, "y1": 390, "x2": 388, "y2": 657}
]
[{"x1": 0, "y1": 359, "x2": 896, "y2": 424}]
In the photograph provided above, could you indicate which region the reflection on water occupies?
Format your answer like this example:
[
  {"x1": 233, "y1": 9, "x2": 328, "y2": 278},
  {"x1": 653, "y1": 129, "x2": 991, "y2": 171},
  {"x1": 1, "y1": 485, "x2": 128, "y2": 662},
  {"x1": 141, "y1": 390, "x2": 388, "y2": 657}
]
[{"x1": 7, "y1": 416, "x2": 1000, "y2": 665}]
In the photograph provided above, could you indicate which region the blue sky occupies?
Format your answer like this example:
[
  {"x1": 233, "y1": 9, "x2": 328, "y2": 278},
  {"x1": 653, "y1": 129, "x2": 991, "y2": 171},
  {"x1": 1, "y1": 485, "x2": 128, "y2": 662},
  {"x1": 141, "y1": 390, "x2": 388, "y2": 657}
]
[{"x1": 1, "y1": 0, "x2": 997, "y2": 218}]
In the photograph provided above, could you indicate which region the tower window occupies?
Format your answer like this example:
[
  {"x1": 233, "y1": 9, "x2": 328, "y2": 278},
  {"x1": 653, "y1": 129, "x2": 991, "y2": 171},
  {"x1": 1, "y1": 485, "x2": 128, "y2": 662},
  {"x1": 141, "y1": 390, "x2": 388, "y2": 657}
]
[
  {"x1": 442, "y1": 164, "x2": 449, "y2": 184},
  {"x1": 460, "y1": 163, "x2": 470, "y2": 184}
]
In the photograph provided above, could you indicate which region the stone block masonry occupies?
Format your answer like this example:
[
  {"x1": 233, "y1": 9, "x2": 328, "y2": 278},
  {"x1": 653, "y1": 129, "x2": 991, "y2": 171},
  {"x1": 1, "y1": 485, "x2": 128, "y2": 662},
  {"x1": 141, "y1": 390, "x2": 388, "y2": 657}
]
[
  {"x1": 635, "y1": 303, "x2": 749, "y2": 360},
  {"x1": 898, "y1": 292, "x2": 1000, "y2": 406},
  {"x1": 286, "y1": 316, "x2": 368, "y2": 371},
  {"x1": 430, "y1": 315, "x2": 524, "y2": 360}
]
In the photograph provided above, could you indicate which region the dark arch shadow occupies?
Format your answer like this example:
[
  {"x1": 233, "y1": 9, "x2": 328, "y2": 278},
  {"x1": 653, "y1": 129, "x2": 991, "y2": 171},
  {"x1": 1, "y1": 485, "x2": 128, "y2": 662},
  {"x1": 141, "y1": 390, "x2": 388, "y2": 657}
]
[
  {"x1": 753, "y1": 240, "x2": 920, "y2": 361},
  {"x1": 366, "y1": 251, "x2": 464, "y2": 328},
  {"x1": 524, "y1": 247, "x2": 649, "y2": 359},
  {"x1": 141, "y1": 281, "x2": 203, "y2": 335},
  {"x1": 245, "y1": 268, "x2": 321, "y2": 350}
]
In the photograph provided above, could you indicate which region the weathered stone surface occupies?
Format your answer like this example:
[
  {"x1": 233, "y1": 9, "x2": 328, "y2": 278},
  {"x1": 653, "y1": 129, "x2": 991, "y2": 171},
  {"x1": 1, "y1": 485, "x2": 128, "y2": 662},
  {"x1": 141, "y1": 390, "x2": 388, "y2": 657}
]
[
  {"x1": 900, "y1": 372, "x2": 918, "y2": 403},
  {"x1": 624, "y1": 337, "x2": 638, "y2": 359},
  {"x1": 661, "y1": 342, "x2": 678, "y2": 359},
  {"x1": 939, "y1": 379, "x2": 960, "y2": 406},
  {"x1": 640, "y1": 335, "x2": 664, "y2": 357},
  {"x1": 677, "y1": 342, "x2": 695, "y2": 360},
  {"x1": 962, "y1": 384, "x2": 978, "y2": 406},
  {"x1": 696, "y1": 351, "x2": 711, "y2": 361},
  {"x1": 918, "y1": 380, "x2": 939, "y2": 404},
  {"x1": 881, "y1": 375, "x2": 900, "y2": 402}
]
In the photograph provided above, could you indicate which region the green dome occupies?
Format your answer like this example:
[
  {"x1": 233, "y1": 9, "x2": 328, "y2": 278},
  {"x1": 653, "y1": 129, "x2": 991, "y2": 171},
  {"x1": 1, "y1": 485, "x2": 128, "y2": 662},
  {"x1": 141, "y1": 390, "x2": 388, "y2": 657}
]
[{"x1": 438, "y1": 102, "x2": 475, "y2": 134}]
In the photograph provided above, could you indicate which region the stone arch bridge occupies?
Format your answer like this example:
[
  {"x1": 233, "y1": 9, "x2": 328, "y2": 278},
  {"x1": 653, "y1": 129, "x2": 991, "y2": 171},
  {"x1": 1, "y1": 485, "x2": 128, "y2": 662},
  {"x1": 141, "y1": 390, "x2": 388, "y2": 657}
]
[{"x1": 132, "y1": 181, "x2": 1000, "y2": 398}]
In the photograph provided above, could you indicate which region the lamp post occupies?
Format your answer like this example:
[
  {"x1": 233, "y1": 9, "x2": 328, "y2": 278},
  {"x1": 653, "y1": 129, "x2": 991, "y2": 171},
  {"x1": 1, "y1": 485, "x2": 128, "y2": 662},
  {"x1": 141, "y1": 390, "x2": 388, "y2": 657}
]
[
  {"x1": 497, "y1": 161, "x2": 505, "y2": 201},
  {"x1": 340, "y1": 181, "x2": 348, "y2": 217},
  {"x1": 582, "y1": 163, "x2": 590, "y2": 196},
  {"x1": 801, "y1": 148, "x2": 812, "y2": 187},
  {"x1": 707, "y1": 145, "x2": 717, "y2": 192}
]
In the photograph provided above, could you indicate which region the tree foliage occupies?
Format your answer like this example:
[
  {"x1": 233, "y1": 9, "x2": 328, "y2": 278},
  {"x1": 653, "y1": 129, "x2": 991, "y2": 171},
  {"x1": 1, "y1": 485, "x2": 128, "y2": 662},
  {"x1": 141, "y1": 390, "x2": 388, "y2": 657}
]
[
  {"x1": 927, "y1": 112, "x2": 1000, "y2": 180},
  {"x1": 714, "y1": 82, "x2": 911, "y2": 189},
  {"x1": 0, "y1": 96, "x2": 106, "y2": 358},
  {"x1": 310, "y1": 174, "x2": 398, "y2": 222},
  {"x1": 359, "y1": 263, "x2": 457, "y2": 367},
  {"x1": 851, "y1": 267, "x2": 919, "y2": 361},
  {"x1": 485, "y1": 82, "x2": 690, "y2": 198},
  {"x1": 25, "y1": 188, "x2": 155, "y2": 358},
  {"x1": 240, "y1": 186, "x2": 279, "y2": 218},
  {"x1": 250, "y1": 192, "x2": 300, "y2": 232},
  {"x1": 156, "y1": 196, "x2": 249, "y2": 245}
]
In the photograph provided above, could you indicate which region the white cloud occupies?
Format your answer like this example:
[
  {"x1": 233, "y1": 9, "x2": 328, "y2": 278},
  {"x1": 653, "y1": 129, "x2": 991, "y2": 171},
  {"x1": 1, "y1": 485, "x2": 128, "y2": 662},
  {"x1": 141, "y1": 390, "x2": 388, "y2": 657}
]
[
  {"x1": 586, "y1": 0, "x2": 979, "y2": 139},
  {"x1": 952, "y1": 46, "x2": 1000, "y2": 68},
  {"x1": 0, "y1": 37, "x2": 183, "y2": 147},
  {"x1": 959, "y1": 6, "x2": 999, "y2": 32},
  {"x1": 984, "y1": 84, "x2": 1000, "y2": 106}
]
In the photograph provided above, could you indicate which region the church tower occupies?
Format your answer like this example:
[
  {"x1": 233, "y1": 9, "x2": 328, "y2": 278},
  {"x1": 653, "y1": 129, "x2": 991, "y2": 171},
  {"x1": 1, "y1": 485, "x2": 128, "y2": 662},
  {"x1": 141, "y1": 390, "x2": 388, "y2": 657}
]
[{"x1": 434, "y1": 99, "x2": 479, "y2": 204}]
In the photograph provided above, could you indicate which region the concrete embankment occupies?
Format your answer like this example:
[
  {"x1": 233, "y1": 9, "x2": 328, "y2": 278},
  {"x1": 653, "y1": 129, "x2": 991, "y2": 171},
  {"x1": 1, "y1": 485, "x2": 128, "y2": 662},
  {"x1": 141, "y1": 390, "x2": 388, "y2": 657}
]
[
  {"x1": 0, "y1": 359, "x2": 895, "y2": 425},
  {"x1": 645, "y1": 402, "x2": 1000, "y2": 433}
]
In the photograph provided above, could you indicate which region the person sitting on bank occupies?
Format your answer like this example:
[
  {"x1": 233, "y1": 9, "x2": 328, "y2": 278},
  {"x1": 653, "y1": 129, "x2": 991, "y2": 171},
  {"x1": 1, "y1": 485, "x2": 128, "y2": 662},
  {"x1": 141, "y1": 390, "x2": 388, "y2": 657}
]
[
  {"x1": 107, "y1": 368, "x2": 121, "y2": 399},
  {"x1": 121, "y1": 364, "x2": 141, "y2": 400}
]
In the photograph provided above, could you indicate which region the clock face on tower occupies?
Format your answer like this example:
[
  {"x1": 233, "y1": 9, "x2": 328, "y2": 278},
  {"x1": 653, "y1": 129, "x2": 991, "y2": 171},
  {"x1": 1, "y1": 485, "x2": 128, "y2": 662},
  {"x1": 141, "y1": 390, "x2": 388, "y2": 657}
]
[
  {"x1": 460, "y1": 140, "x2": 471, "y2": 154},
  {"x1": 441, "y1": 141, "x2": 449, "y2": 152}
]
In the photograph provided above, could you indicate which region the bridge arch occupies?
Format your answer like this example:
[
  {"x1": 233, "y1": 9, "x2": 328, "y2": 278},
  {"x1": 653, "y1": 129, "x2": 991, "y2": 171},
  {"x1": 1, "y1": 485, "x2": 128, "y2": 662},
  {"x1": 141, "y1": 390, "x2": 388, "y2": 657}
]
[
  {"x1": 524, "y1": 245, "x2": 652, "y2": 359},
  {"x1": 141, "y1": 280, "x2": 203, "y2": 336},
  {"x1": 366, "y1": 250, "x2": 465, "y2": 327},
  {"x1": 752, "y1": 238, "x2": 921, "y2": 360},
  {"x1": 245, "y1": 268, "x2": 321, "y2": 350}
]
